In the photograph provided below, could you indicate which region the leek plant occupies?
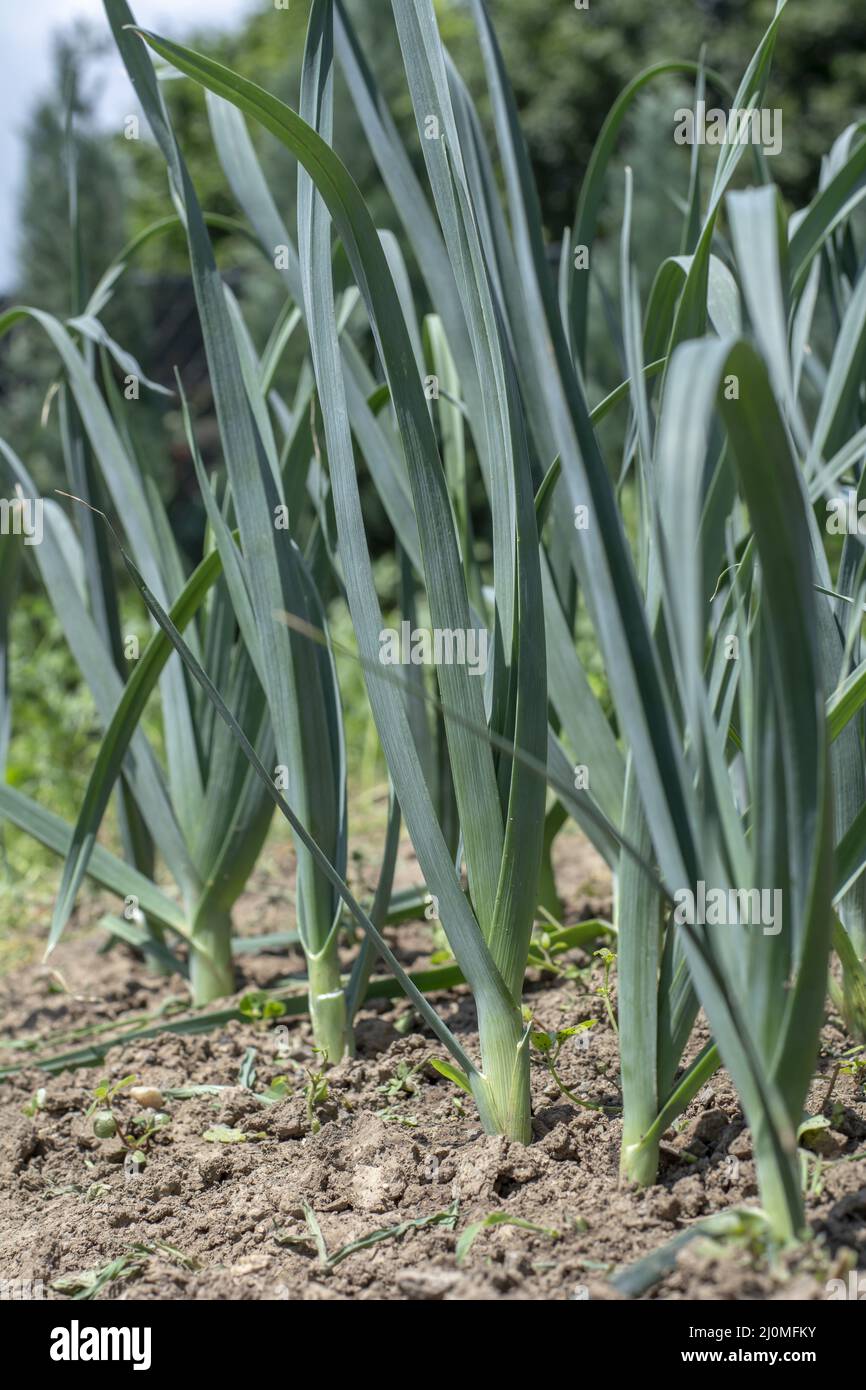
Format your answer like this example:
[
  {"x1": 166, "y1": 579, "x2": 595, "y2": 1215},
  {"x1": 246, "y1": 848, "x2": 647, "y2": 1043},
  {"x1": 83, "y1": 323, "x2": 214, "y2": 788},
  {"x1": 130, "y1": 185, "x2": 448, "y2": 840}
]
[
  {"x1": 0, "y1": 135, "x2": 278, "y2": 1005},
  {"x1": 607, "y1": 26, "x2": 866, "y2": 1225},
  {"x1": 557, "y1": 0, "x2": 866, "y2": 1243},
  {"x1": 0, "y1": 409, "x2": 278, "y2": 1007},
  {"x1": 0, "y1": 67, "x2": 350, "y2": 1027},
  {"x1": 103, "y1": 0, "x2": 551, "y2": 1142}
]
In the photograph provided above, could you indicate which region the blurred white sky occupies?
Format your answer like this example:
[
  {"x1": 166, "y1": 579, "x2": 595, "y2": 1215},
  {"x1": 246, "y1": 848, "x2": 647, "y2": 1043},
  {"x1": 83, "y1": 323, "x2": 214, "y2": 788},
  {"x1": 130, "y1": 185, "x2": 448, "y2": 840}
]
[{"x1": 0, "y1": 0, "x2": 258, "y2": 292}]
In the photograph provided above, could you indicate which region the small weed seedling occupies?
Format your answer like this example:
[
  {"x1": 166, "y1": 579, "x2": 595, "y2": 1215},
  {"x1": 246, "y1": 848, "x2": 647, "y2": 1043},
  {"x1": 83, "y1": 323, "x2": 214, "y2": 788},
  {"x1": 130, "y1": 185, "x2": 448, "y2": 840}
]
[
  {"x1": 296, "y1": 1048, "x2": 332, "y2": 1134},
  {"x1": 530, "y1": 1020, "x2": 620, "y2": 1114},
  {"x1": 376, "y1": 1107, "x2": 419, "y2": 1128},
  {"x1": 274, "y1": 1200, "x2": 459, "y2": 1270},
  {"x1": 377, "y1": 1059, "x2": 427, "y2": 1099},
  {"x1": 375, "y1": 1059, "x2": 429, "y2": 1126},
  {"x1": 86, "y1": 1073, "x2": 138, "y2": 1138},
  {"x1": 22, "y1": 1087, "x2": 47, "y2": 1118},
  {"x1": 86, "y1": 1075, "x2": 170, "y2": 1160},
  {"x1": 456, "y1": 1212, "x2": 561, "y2": 1265},
  {"x1": 239, "y1": 992, "x2": 287, "y2": 1025},
  {"x1": 840, "y1": 1051, "x2": 866, "y2": 1095},
  {"x1": 592, "y1": 950, "x2": 618, "y2": 1035},
  {"x1": 530, "y1": 933, "x2": 583, "y2": 982},
  {"x1": 530, "y1": 909, "x2": 583, "y2": 982}
]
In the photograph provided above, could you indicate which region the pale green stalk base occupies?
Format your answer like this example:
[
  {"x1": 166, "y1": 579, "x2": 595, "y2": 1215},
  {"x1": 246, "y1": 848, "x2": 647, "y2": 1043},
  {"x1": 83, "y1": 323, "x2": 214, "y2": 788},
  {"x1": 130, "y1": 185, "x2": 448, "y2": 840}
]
[
  {"x1": 620, "y1": 1043, "x2": 723, "y2": 1187},
  {"x1": 473, "y1": 1007, "x2": 532, "y2": 1143},
  {"x1": 145, "y1": 917, "x2": 174, "y2": 977},
  {"x1": 307, "y1": 948, "x2": 349, "y2": 1064},
  {"x1": 189, "y1": 916, "x2": 235, "y2": 1007},
  {"x1": 752, "y1": 1123, "x2": 804, "y2": 1246},
  {"x1": 620, "y1": 1132, "x2": 661, "y2": 1187}
]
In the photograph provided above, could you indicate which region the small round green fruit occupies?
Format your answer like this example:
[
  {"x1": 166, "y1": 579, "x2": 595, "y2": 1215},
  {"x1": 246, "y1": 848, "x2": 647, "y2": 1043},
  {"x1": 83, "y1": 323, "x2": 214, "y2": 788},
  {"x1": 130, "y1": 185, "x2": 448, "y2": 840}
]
[{"x1": 92, "y1": 1110, "x2": 117, "y2": 1139}]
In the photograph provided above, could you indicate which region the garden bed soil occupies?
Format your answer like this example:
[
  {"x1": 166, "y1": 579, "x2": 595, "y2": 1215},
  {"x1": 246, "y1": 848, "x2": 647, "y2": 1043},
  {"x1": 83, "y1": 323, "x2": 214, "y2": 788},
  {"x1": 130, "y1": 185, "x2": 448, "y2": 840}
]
[{"x1": 0, "y1": 832, "x2": 864, "y2": 1302}]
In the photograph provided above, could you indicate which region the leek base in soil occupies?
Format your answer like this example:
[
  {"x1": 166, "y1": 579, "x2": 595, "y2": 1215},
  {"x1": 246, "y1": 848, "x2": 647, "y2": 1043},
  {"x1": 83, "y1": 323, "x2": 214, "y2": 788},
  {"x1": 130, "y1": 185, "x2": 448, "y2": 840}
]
[
  {"x1": 620, "y1": 1133, "x2": 662, "y2": 1188},
  {"x1": 188, "y1": 914, "x2": 235, "y2": 1007},
  {"x1": 307, "y1": 946, "x2": 349, "y2": 1064},
  {"x1": 473, "y1": 1007, "x2": 532, "y2": 1144},
  {"x1": 750, "y1": 1126, "x2": 805, "y2": 1245},
  {"x1": 620, "y1": 1042, "x2": 721, "y2": 1187}
]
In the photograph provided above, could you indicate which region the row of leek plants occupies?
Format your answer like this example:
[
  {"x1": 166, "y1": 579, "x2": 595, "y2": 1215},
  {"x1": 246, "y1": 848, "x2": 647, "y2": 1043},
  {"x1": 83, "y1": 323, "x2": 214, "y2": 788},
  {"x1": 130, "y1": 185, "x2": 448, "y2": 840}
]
[
  {"x1": 8, "y1": 0, "x2": 866, "y2": 1250},
  {"x1": 125, "y1": 0, "x2": 866, "y2": 1245}
]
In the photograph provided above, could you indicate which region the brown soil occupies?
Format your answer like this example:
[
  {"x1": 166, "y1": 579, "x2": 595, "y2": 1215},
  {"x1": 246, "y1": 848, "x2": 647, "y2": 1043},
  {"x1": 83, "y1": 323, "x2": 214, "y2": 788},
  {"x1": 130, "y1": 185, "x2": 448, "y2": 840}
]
[{"x1": 1, "y1": 829, "x2": 864, "y2": 1302}]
